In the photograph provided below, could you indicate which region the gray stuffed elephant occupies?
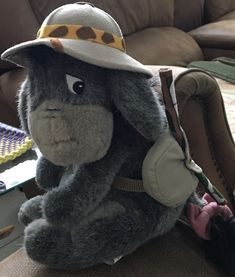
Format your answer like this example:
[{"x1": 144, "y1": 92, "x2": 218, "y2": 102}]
[{"x1": 2, "y1": 3, "x2": 235, "y2": 274}]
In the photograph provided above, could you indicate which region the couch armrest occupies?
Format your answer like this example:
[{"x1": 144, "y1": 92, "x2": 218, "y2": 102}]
[
  {"x1": 215, "y1": 10, "x2": 235, "y2": 21},
  {"x1": 148, "y1": 66, "x2": 235, "y2": 210},
  {"x1": 175, "y1": 69, "x2": 235, "y2": 211}
]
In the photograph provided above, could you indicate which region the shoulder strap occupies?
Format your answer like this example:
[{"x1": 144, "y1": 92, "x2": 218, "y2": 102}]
[
  {"x1": 113, "y1": 68, "x2": 227, "y2": 205},
  {"x1": 159, "y1": 68, "x2": 226, "y2": 205}
]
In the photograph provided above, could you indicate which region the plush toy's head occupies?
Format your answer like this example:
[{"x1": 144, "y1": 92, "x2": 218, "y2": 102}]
[
  {"x1": 1, "y1": 3, "x2": 165, "y2": 167},
  {"x1": 20, "y1": 47, "x2": 114, "y2": 166}
]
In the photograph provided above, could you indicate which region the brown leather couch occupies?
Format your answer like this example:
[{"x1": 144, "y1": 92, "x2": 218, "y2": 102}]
[
  {"x1": 1, "y1": 0, "x2": 235, "y2": 127},
  {"x1": 1, "y1": 0, "x2": 235, "y2": 276}
]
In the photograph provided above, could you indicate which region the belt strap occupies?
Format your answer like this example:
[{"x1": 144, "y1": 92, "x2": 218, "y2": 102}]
[
  {"x1": 159, "y1": 69, "x2": 185, "y2": 151},
  {"x1": 112, "y1": 177, "x2": 144, "y2": 192}
]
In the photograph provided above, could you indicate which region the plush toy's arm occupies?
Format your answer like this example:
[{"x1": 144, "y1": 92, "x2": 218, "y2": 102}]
[
  {"x1": 36, "y1": 156, "x2": 65, "y2": 190},
  {"x1": 43, "y1": 141, "x2": 128, "y2": 227}
]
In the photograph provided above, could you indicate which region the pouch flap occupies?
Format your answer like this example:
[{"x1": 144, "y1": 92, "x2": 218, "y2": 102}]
[{"x1": 142, "y1": 131, "x2": 198, "y2": 207}]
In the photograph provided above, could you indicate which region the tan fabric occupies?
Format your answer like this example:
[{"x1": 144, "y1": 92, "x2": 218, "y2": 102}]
[
  {"x1": 190, "y1": 20, "x2": 235, "y2": 50},
  {"x1": 142, "y1": 130, "x2": 198, "y2": 207},
  {"x1": 126, "y1": 27, "x2": 203, "y2": 67},
  {"x1": 112, "y1": 177, "x2": 144, "y2": 192},
  {"x1": 0, "y1": 226, "x2": 225, "y2": 276},
  {"x1": 205, "y1": 0, "x2": 235, "y2": 22}
]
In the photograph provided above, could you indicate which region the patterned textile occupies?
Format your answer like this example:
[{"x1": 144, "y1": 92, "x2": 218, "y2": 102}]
[
  {"x1": 188, "y1": 57, "x2": 235, "y2": 84},
  {"x1": 0, "y1": 123, "x2": 33, "y2": 164}
]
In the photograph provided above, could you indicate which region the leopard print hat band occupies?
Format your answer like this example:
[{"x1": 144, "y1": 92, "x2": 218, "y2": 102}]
[{"x1": 37, "y1": 24, "x2": 126, "y2": 52}]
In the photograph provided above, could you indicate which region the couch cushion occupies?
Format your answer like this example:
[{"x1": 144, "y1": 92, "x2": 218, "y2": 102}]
[
  {"x1": 29, "y1": 0, "x2": 174, "y2": 36},
  {"x1": 202, "y1": 48, "x2": 235, "y2": 61},
  {"x1": 189, "y1": 20, "x2": 235, "y2": 50},
  {"x1": 205, "y1": 0, "x2": 235, "y2": 22},
  {"x1": 0, "y1": 225, "x2": 225, "y2": 277},
  {"x1": 126, "y1": 27, "x2": 203, "y2": 66}
]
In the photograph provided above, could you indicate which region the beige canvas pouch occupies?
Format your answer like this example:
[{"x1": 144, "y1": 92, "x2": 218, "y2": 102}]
[{"x1": 142, "y1": 129, "x2": 198, "y2": 208}]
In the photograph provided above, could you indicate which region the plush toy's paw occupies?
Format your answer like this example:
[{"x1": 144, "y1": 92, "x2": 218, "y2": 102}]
[
  {"x1": 43, "y1": 188, "x2": 78, "y2": 226},
  {"x1": 24, "y1": 218, "x2": 65, "y2": 264},
  {"x1": 36, "y1": 156, "x2": 64, "y2": 191},
  {"x1": 18, "y1": 195, "x2": 44, "y2": 226}
]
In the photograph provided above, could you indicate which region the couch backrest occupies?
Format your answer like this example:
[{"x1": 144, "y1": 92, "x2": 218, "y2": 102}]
[
  {"x1": 1, "y1": 0, "x2": 235, "y2": 72},
  {"x1": 0, "y1": 0, "x2": 39, "y2": 73},
  {"x1": 204, "y1": 0, "x2": 235, "y2": 22},
  {"x1": 174, "y1": 0, "x2": 205, "y2": 32},
  {"x1": 29, "y1": 0, "x2": 175, "y2": 36}
]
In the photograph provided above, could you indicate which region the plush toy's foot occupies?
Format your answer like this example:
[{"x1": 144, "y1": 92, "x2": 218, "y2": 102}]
[
  {"x1": 24, "y1": 218, "x2": 96, "y2": 269},
  {"x1": 18, "y1": 195, "x2": 44, "y2": 226},
  {"x1": 24, "y1": 219, "x2": 73, "y2": 268},
  {"x1": 23, "y1": 199, "x2": 179, "y2": 270},
  {"x1": 24, "y1": 209, "x2": 135, "y2": 269}
]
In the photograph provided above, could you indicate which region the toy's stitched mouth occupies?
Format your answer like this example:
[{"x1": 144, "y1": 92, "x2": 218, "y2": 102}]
[
  {"x1": 38, "y1": 110, "x2": 62, "y2": 120},
  {"x1": 41, "y1": 139, "x2": 79, "y2": 146}
]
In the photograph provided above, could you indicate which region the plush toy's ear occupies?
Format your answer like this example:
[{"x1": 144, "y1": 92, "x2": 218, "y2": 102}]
[
  {"x1": 18, "y1": 78, "x2": 30, "y2": 134},
  {"x1": 108, "y1": 70, "x2": 167, "y2": 141}
]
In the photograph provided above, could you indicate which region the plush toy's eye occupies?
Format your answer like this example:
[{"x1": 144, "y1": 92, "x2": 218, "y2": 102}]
[{"x1": 66, "y1": 74, "x2": 85, "y2": 95}]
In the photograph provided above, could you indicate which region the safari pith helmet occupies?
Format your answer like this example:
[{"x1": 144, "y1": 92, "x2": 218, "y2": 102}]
[{"x1": 1, "y1": 2, "x2": 152, "y2": 77}]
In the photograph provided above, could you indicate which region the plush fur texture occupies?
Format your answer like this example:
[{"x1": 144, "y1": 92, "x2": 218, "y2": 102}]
[
  {"x1": 18, "y1": 46, "x2": 200, "y2": 270},
  {"x1": 30, "y1": 102, "x2": 113, "y2": 166}
]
